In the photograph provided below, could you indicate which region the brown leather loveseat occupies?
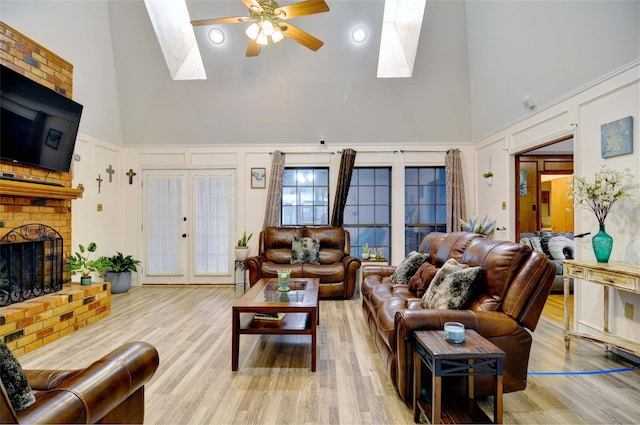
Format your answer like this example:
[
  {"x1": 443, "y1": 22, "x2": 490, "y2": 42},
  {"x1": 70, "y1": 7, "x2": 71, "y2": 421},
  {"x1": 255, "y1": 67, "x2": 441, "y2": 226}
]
[
  {"x1": 361, "y1": 232, "x2": 555, "y2": 403},
  {"x1": 245, "y1": 226, "x2": 361, "y2": 298},
  {"x1": 1, "y1": 341, "x2": 159, "y2": 424}
]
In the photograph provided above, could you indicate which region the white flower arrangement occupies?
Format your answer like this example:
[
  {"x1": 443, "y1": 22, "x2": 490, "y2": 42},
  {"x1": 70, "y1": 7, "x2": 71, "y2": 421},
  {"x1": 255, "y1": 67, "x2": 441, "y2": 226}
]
[
  {"x1": 570, "y1": 166, "x2": 639, "y2": 226},
  {"x1": 459, "y1": 215, "x2": 496, "y2": 238}
]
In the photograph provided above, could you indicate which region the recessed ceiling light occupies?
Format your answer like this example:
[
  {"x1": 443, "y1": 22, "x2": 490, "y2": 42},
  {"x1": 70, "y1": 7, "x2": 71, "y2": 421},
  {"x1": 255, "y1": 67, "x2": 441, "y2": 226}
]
[
  {"x1": 352, "y1": 26, "x2": 367, "y2": 43},
  {"x1": 208, "y1": 28, "x2": 225, "y2": 45}
]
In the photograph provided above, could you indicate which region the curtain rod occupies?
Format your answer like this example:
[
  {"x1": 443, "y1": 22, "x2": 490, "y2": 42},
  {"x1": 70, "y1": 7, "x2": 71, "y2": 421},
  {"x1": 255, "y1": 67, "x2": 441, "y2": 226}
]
[
  {"x1": 268, "y1": 151, "x2": 335, "y2": 155},
  {"x1": 335, "y1": 149, "x2": 449, "y2": 154}
]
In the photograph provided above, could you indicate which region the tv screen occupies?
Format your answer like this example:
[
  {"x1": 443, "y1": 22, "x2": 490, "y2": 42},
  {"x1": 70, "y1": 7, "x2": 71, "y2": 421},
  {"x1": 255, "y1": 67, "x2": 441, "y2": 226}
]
[{"x1": 1, "y1": 64, "x2": 83, "y2": 173}]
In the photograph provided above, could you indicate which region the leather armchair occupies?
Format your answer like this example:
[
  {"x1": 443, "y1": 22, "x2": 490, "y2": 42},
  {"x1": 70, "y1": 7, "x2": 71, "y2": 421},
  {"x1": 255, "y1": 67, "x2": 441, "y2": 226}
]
[
  {"x1": 245, "y1": 226, "x2": 361, "y2": 299},
  {"x1": 1, "y1": 341, "x2": 159, "y2": 424}
]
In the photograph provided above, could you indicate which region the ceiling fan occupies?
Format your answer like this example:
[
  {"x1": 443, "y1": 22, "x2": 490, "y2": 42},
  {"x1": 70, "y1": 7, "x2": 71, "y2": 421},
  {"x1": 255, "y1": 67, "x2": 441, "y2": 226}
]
[{"x1": 191, "y1": 0, "x2": 330, "y2": 57}]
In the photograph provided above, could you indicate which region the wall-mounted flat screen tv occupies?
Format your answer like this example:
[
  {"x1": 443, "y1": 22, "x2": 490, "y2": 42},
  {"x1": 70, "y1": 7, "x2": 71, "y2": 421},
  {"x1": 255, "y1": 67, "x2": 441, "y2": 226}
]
[{"x1": 1, "y1": 64, "x2": 83, "y2": 173}]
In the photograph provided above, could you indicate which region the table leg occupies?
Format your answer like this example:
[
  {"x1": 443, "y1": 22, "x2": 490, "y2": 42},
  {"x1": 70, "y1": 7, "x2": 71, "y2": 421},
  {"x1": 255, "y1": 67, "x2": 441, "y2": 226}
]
[
  {"x1": 413, "y1": 350, "x2": 421, "y2": 423},
  {"x1": 231, "y1": 309, "x2": 239, "y2": 371},
  {"x1": 563, "y1": 272, "x2": 571, "y2": 351},
  {"x1": 311, "y1": 308, "x2": 317, "y2": 372},
  {"x1": 432, "y1": 373, "x2": 442, "y2": 424},
  {"x1": 494, "y1": 374, "x2": 503, "y2": 424}
]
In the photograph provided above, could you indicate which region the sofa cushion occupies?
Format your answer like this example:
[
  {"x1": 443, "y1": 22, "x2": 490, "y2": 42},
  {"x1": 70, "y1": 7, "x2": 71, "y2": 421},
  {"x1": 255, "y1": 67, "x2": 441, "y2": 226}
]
[
  {"x1": 391, "y1": 251, "x2": 429, "y2": 285},
  {"x1": 291, "y1": 236, "x2": 320, "y2": 265},
  {"x1": 0, "y1": 341, "x2": 35, "y2": 412},
  {"x1": 421, "y1": 258, "x2": 482, "y2": 310},
  {"x1": 547, "y1": 236, "x2": 574, "y2": 260},
  {"x1": 408, "y1": 262, "x2": 439, "y2": 298}
]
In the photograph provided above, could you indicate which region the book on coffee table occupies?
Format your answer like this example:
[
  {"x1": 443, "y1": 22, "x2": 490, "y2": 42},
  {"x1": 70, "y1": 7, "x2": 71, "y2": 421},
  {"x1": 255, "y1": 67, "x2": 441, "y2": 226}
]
[{"x1": 254, "y1": 312, "x2": 286, "y2": 321}]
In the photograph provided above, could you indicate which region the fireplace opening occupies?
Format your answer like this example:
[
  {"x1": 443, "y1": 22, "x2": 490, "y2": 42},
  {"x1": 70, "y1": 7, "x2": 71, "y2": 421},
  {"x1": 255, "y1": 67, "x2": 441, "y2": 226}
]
[{"x1": 0, "y1": 224, "x2": 63, "y2": 307}]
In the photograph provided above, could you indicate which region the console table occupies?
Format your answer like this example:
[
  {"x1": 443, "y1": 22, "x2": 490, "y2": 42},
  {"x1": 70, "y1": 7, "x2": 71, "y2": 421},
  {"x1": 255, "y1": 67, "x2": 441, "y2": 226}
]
[{"x1": 563, "y1": 259, "x2": 640, "y2": 356}]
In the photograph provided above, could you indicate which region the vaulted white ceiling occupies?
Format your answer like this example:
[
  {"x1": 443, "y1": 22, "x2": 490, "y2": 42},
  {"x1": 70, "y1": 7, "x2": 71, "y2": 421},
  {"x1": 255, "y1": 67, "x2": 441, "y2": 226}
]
[{"x1": 2, "y1": 1, "x2": 638, "y2": 147}]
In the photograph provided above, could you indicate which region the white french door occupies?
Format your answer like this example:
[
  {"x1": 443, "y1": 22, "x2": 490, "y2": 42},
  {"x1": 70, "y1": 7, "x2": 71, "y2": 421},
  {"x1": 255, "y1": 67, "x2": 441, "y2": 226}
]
[{"x1": 141, "y1": 169, "x2": 235, "y2": 284}]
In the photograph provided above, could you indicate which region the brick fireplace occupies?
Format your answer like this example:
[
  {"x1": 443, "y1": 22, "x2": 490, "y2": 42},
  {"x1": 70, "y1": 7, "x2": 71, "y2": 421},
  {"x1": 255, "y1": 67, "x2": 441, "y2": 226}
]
[{"x1": 0, "y1": 22, "x2": 111, "y2": 355}]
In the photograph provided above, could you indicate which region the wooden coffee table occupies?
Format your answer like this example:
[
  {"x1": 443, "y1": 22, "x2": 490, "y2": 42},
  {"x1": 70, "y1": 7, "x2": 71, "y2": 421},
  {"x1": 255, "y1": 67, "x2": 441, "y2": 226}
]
[{"x1": 232, "y1": 277, "x2": 319, "y2": 371}]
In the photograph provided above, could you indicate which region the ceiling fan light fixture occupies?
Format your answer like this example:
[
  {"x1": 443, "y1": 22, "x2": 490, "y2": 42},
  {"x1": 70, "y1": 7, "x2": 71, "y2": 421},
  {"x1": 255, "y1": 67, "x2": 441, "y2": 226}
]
[
  {"x1": 246, "y1": 23, "x2": 260, "y2": 39},
  {"x1": 256, "y1": 32, "x2": 269, "y2": 45},
  {"x1": 261, "y1": 19, "x2": 275, "y2": 36},
  {"x1": 271, "y1": 27, "x2": 284, "y2": 43}
]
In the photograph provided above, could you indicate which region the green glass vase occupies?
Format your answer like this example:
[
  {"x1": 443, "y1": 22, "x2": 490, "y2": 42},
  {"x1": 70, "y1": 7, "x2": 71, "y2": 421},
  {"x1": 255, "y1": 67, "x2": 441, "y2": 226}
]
[{"x1": 592, "y1": 224, "x2": 613, "y2": 263}]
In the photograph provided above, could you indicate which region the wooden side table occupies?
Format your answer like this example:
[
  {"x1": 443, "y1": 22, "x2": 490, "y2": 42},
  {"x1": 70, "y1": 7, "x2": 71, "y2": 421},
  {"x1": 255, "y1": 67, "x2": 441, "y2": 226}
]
[{"x1": 413, "y1": 329, "x2": 505, "y2": 424}]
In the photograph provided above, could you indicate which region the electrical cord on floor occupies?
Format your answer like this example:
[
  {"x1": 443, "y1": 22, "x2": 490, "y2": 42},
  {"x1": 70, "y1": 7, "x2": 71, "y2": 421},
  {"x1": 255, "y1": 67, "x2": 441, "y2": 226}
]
[{"x1": 529, "y1": 363, "x2": 640, "y2": 376}]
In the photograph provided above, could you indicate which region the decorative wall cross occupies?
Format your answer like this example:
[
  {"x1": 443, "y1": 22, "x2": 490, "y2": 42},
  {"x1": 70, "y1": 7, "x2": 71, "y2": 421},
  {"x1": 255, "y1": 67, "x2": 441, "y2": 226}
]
[
  {"x1": 126, "y1": 169, "x2": 137, "y2": 185},
  {"x1": 106, "y1": 165, "x2": 115, "y2": 182},
  {"x1": 96, "y1": 174, "x2": 103, "y2": 193}
]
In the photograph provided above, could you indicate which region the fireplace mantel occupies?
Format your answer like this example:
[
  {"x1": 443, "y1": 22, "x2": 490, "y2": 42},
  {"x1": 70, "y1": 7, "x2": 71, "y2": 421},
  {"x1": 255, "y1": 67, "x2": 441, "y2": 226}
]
[{"x1": 0, "y1": 179, "x2": 83, "y2": 200}]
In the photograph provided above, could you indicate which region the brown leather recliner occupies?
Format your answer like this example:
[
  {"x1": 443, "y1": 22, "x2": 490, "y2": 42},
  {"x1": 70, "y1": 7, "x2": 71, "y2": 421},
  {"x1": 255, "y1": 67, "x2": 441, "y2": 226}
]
[
  {"x1": 1, "y1": 341, "x2": 159, "y2": 424},
  {"x1": 244, "y1": 226, "x2": 361, "y2": 299},
  {"x1": 361, "y1": 232, "x2": 555, "y2": 403}
]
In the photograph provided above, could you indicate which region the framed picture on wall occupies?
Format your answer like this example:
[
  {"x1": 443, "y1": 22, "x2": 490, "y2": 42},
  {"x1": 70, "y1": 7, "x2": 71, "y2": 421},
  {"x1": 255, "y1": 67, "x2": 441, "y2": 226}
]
[
  {"x1": 601, "y1": 116, "x2": 633, "y2": 158},
  {"x1": 45, "y1": 129, "x2": 62, "y2": 150},
  {"x1": 251, "y1": 168, "x2": 266, "y2": 189}
]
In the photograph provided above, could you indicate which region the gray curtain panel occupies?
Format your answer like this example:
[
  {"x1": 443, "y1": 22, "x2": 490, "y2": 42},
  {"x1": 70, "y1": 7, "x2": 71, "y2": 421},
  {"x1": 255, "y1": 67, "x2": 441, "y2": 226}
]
[
  {"x1": 445, "y1": 148, "x2": 466, "y2": 233},
  {"x1": 262, "y1": 150, "x2": 286, "y2": 229},
  {"x1": 330, "y1": 148, "x2": 356, "y2": 226}
]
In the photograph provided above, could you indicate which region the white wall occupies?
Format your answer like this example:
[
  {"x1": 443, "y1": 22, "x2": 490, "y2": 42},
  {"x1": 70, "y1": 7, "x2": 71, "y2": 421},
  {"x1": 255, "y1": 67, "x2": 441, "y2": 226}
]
[
  {"x1": 474, "y1": 62, "x2": 640, "y2": 342},
  {"x1": 68, "y1": 141, "x2": 474, "y2": 286},
  {"x1": 465, "y1": 0, "x2": 640, "y2": 140},
  {"x1": 1, "y1": 0, "x2": 124, "y2": 144}
]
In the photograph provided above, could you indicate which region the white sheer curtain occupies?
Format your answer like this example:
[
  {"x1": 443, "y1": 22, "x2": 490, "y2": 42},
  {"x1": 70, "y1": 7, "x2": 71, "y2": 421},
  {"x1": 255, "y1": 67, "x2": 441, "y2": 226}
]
[
  {"x1": 147, "y1": 175, "x2": 182, "y2": 275},
  {"x1": 194, "y1": 174, "x2": 231, "y2": 274}
]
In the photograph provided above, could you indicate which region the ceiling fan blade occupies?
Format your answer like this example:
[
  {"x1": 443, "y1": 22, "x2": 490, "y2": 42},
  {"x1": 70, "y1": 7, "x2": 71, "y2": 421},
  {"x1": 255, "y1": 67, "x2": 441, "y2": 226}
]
[
  {"x1": 276, "y1": 0, "x2": 330, "y2": 19},
  {"x1": 191, "y1": 16, "x2": 252, "y2": 26},
  {"x1": 241, "y1": 0, "x2": 261, "y2": 10},
  {"x1": 246, "y1": 38, "x2": 262, "y2": 57},
  {"x1": 280, "y1": 23, "x2": 324, "y2": 51}
]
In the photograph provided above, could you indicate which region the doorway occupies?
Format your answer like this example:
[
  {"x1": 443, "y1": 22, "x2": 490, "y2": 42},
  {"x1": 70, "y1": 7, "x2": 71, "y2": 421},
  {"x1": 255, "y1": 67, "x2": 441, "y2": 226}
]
[
  {"x1": 515, "y1": 138, "x2": 574, "y2": 239},
  {"x1": 141, "y1": 169, "x2": 236, "y2": 284}
]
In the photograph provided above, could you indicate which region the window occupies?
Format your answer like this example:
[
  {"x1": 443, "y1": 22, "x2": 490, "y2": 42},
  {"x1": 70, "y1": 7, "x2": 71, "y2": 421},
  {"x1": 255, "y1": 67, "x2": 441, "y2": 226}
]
[
  {"x1": 405, "y1": 167, "x2": 446, "y2": 255},
  {"x1": 282, "y1": 168, "x2": 329, "y2": 225},
  {"x1": 344, "y1": 168, "x2": 391, "y2": 259}
]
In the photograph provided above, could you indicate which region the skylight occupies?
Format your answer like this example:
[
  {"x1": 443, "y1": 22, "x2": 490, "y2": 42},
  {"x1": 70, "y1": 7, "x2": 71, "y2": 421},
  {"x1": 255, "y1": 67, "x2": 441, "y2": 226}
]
[
  {"x1": 377, "y1": 0, "x2": 426, "y2": 78},
  {"x1": 144, "y1": 0, "x2": 206, "y2": 80}
]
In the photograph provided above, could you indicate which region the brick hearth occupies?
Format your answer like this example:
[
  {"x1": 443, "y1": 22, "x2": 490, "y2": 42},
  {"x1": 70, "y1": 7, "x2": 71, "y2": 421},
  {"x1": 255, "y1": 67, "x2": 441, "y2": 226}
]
[{"x1": 0, "y1": 283, "x2": 111, "y2": 355}]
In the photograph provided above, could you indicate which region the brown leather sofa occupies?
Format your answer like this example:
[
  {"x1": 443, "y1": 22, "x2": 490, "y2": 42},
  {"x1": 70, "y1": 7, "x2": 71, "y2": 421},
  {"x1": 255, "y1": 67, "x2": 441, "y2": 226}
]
[
  {"x1": 245, "y1": 226, "x2": 361, "y2": 299},
  {"x1": 1, "y1": 341, "x2": 159, "y2": 424},
  {"x1": 361, "y1": 232, "x2": 555, "y2": 403}
]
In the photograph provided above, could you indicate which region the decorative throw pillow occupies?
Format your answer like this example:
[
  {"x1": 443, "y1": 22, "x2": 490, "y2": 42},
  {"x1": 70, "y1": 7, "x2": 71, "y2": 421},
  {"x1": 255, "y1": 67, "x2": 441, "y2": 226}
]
[
  {"x1": 421, "y1": 258, "x2": 482, "y2": 310},
  {"x1": 408, "y1": 262, "x2": 439, "y2": 298},
  {"x1": 290, "y1": 236, "x2": 320, "y2": 265},
  {"x1": 390, "y1": 251, "x2": 429, "y2": 285},
  {"x1": 0, "y1": 342, "x2": 35, "y2": 412},
  {"x1": 547, "y1": 236, "x2": 575, "y2": 261}
]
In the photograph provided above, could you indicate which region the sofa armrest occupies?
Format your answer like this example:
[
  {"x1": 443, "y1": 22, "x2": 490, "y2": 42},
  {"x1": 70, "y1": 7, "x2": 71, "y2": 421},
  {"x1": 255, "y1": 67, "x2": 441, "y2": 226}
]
[
  {"x1": 17, "y1": 341, "x2": 159, "y2": 424},
  {"x1": 341, "y1": 255, "x2": 361, "y2": 298},
  {"x1": 362, "y1": 265, "x2": 396, "y2": 279},
  {"x1": 393, "y1": 309, "x2": 519, "y2": 401},
  {"x1": 244, "y1": 255, "x2": 266, "y2": 287}
]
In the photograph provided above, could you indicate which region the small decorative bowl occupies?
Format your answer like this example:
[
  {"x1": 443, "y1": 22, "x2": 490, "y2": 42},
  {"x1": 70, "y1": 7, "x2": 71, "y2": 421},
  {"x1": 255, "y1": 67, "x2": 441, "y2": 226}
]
[{"x1": 444, "y1": 322, "x2": 465, "y2": 343}]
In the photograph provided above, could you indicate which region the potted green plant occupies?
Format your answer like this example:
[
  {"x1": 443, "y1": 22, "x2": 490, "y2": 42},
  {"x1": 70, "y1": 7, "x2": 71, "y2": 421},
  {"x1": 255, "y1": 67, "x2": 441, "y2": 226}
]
[
  {"x1": 235, "y1": 231, "x2": 252, "y2": 261},
  {"x1": 105, "y1": 252, "x2": 141, "y2": 294},
  {"x1": 64, "y1": 242, "x2": 110, "y2": 285}
]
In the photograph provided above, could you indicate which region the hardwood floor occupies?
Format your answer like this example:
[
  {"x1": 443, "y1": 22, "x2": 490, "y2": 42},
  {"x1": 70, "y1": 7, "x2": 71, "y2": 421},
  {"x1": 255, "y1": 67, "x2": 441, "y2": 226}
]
[{"x1": 17, "y1": 288, "x2": 640, "y2": 424}]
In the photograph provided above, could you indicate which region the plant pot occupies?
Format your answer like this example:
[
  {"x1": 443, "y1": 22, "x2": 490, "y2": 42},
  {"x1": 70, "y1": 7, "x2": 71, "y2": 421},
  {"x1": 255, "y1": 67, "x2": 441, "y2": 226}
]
[
  {"x1": 235, "y1": 247, "x2": 249, "y2": 261},
  {"x1": 106, "y1": 271, "x2": 132, "y2": 294},
  {"x1": 80, "y1": 276, "x2": 92, "y2": 285}
]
